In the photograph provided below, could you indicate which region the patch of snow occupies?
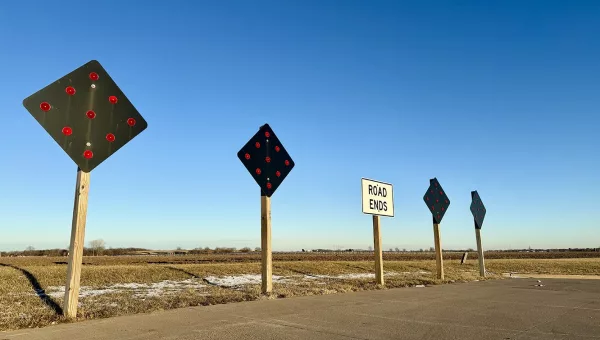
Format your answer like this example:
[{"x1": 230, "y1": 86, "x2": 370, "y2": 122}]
[
  {"x1": 204, "y1": 274, "x2": 290, "y2": 287},
  {"x1": 415, "y1": 284, "x2": 426, "y2": 288},
  {"x1": 43, "y1": 279, "x2": 207, "y2": 299}
]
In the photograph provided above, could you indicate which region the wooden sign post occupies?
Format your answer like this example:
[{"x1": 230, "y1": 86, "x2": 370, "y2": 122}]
[
  {"x1": 63, "y1": 169, "x2": 90, "y2": 318},
  {"x1": 372, "y1": 215, "x2": 384, "y2": 285},
  {"x1": 238, "y1": 124, "x2": 295, "y2": 294},
  {"x1": 475, "y1": 228, "x2": 485, "y2": 277},
  {"x1": 432, "y1": 221, "x2": 444, "y2": 280},
  {"x1": 361, "y1": 178, "x2": 395, "y2": 286},
  {"x1": 423, "y1": 178, "x2": 450, "y2": 280},
  {"x1": 260, "y1": 192, "x2": 272, "y2": 293},
  {"x1": 22, "y1": 60, "x2": 149, "y2": 318},
  {"x1": 470, "y1": 190, "x2": 487, "y2": 277}
]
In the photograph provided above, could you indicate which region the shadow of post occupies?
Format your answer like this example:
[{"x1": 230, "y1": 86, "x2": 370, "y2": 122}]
[
  {"x1": 0, "y1": 263, "x2": 63, "y2": 315},
  {"x1": 165, "y1": 265, "x2": 200, "y2": 278}
]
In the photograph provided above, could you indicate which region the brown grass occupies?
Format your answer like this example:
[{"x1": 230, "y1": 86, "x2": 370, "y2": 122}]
[{"x1": 0, "y1": 255, "x2": 598, "y2": 332}]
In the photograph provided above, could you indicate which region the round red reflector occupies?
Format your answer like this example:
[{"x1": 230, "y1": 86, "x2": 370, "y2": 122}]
[
  {"x1": 127, "y1": 118, "x2": 136, "y2": 126},
  {"x1": 244, "y1": 153, "x2": 250, "y2": 160},
  {"x1": 86, "y1": 110, "x2": 96, "y2": 119},
  {"x1": 440, "y1": 191, "x2": 444, "y2": 195},
  {"x1": 267, "y1": 183, "x2": 272, "y2": 189},
  {"x1": 89, "y1": 72, "x2": 99, "y2": 81},
  {"x1": 40, "y1": 102, "x2": 51, "y2": 111},
  {"x1": 255, "y1": 142, "x2": 260, "y2": 148},
  {"x1": 65, "y1": 86, "x2": 76, "y2": 96},
  {"x1": 284, "y1": 160, "x2": 290, "y2": 166},
  {"x1": 276, "y1": 171, "x2": 281, "y2": 177},
  {"x1": 275, "y1": 146, "x2": 280, "y2": 152},
  {"x1": 430, "y1": 205, "x2": 434, "y2": 210},
  {"x1": 256, "y1": 168, "x2": 261, "y2": 175},
  {"x1": 441, "y1": 207, "x2": 445, "y2": 211},
  {"x1": 62, "y1": 127, "x2": 72, "y2": 136},
  {"x1": 109, "y1": 96, "x2": 118, "y2": 104},
  {"x1": 265, "y1": 131, "x2": 270, "y2": 138},
  {"x1": 446, "y1": 200, "x2": 449, "y2": 204},
  {"x1": 265, "y1": 157, "x2": 271, "y2": 163},
  {"x1": 83, "y1": 150, "x2": 93, "y2": 159},
  {"x1": 426, "y1": 196, "x2": 429, "y2": 201},
  {"x1": 106, "y1": 133, "x2": 115, "y2": 142}
]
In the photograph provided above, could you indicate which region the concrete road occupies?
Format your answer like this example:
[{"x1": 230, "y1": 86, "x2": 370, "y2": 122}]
[{"x1": 2, "y1": 278, "x2": 599, "y2": 340}]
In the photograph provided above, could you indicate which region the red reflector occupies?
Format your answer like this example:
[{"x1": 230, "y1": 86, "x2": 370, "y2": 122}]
[
  {"x1": 62, "y1": 127, "x2": 72, "y2": 136},
  {"x1": 86, "y1": 110, "x2": 96, "y2": 119},
  {"x1": 127, "y1": 118, "x2": 136, "y2": 127},
  {"x1": 106, "y1": 133, "x2": 115, "y2": 142},
  {"x1": 65, "y1": 86, "x2": 76, "y2": 96},
  {"x1": 245, "y1": 153, "x2": 250, "y2": 160},
  {"x1": 275, "y1": 146, "x2": 280, "y2": 152},
  {"x1": 89, "y1": 72, "x2": 99, "y2": 81},
  {"x1": 256, "y1": 168, "x2": 261, "y2": 175},
  {"x1": 109, "y1": 96, "x2": 118, "y2": 104},
  {"x1": 276, "y1": 171, "x2": 281, "y2": 177},
  {"x1": 265, "y1": 157, "x2": 271, "y2": 163},
  {"x1": 255, "y1": 142, "x2": 260, "y2": 148},
  {"x1": 265, "y1": 131, "x2": 270, "y2": 138},
  {"x1": 267, "y1": 182, "x2": 272, "y2": 189},
  {"x1": 83, "y1": 150, "x2": 93, "y2": 159},
  {"x1": 40, "y1": 102, "x2": 51, "y2": 111},
  {"x1": 284, "y1": 160, "x2": 290, "y2": 166}
]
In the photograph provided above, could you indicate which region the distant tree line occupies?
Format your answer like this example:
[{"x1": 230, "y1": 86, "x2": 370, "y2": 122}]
[
  {"x1": 1, "y1": 245, "x2": 597, "y2": 257},
  {"x1": 188, "y1": 247, "x2": 257, "y2": 254}
]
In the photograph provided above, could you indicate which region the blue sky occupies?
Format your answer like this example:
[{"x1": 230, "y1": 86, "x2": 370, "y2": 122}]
[{"x1": 0, "y1": 1, "x2": 598, "y2": 251}]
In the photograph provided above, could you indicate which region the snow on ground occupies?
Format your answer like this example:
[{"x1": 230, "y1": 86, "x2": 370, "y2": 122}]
[
  {"x1": 37, "y1": 271, "x2": 433, "y2": 299},
  {"x1": 204, "y1": 274, "x2": 290, "y2": 287},
  {"x1": 43, "y1": 278, "x2": 207, "y2": 299}
]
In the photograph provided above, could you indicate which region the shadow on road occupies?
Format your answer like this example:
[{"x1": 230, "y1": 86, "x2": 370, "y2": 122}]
[{"x1": 0, "y1": 263, "x2": 63, "y2": 315}]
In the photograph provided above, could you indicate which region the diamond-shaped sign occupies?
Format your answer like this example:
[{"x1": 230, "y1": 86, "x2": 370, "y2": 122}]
[
  {"x1": 22, "y1": 60, "x2": 148, "y2": 173},
  {"x1": 470, "y1": 191, "x2": 486, "y2": 229},
  {"x1": 237, "y1": 124, "x2": 295, "y2": 197},
  {"x1": 423, "y1": 178, "x2": 450, "y2": 224}
]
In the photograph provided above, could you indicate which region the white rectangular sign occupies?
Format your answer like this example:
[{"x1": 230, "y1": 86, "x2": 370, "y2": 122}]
[{"x1": 361, "y1": 178, "x2": 394, "y2": 217}]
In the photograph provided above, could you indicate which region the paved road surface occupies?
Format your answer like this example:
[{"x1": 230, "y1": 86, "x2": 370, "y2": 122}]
[{"x1": 2, "y1": 278, "x2": 599, "y2": 340}]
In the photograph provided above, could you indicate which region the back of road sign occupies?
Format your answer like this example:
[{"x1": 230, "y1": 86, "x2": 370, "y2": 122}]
[{"x1": 361, "y1": 178, "x2": 394, "y2": 217}]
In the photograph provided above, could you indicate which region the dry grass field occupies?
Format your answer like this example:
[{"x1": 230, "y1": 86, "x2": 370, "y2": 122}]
[{"x1": 0, "y1": 251, "x2": 598, "y2": 332}]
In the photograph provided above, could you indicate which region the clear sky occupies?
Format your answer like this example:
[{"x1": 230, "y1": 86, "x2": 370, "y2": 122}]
[{"x1": 0, "y1": 1, "x2": 598, "y2": 252}]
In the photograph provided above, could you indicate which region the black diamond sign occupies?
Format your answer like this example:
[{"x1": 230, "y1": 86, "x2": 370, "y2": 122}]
[
  {"x1": 423, "y1": 178, "x2": 450, "y2": 224},
  {"x1": 237, "y1": 124, "x2": 295, "y2": 197},
  {"x1": 470, "y1": 191, "x2": 486, "y2": 229},
  {"x1": 22, "y1": 60, "x2": 148, "y2": 173}
]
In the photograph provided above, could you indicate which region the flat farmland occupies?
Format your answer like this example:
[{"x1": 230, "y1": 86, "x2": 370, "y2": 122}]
[{"x1": 0, "y1": 251, "x2": 598, "y2": 332}]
